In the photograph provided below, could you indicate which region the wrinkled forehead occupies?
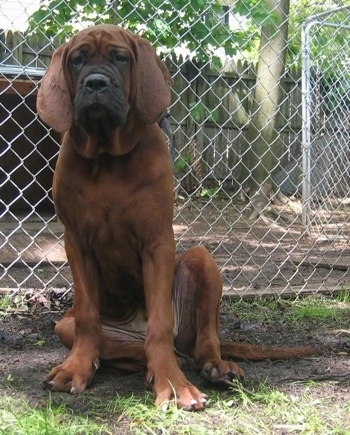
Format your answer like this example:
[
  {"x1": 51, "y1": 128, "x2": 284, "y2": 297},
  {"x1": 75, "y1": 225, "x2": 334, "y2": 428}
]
[{"x1": 68, "y1": 25, "x2": 136, "y2": 54}]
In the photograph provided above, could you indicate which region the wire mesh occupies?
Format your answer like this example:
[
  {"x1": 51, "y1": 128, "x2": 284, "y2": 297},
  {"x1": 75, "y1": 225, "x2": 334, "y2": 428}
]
[{"x1": 0, "y1": 1, "x2": 349, "y2": 300}]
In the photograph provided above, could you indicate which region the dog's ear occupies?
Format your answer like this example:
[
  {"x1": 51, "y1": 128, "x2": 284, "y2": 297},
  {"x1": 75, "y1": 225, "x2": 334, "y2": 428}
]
[
  {"x1": 37, "y1": 43, "x2": 74, "y2": 132},
  {"x1": 134, "y1": 37, "x2": 172, "y2": 125}
]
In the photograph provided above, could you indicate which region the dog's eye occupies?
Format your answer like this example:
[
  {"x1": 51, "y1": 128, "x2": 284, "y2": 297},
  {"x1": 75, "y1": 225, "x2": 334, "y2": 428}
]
[
  {"x1": 110, "y1": 50, "x2": 129, "y2": 65},
  {"x1": 71, "y1": 53, "x2": 85, "y2": 69}
]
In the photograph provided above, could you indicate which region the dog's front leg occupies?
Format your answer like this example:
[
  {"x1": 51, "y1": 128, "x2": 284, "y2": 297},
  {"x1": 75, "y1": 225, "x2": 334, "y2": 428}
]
[
  {"x1": 44, "y1": 231, "x2": 101, "y2": 394},
  {"x1": 142, "y1": 240, "x2": 206, "y2": 410}
]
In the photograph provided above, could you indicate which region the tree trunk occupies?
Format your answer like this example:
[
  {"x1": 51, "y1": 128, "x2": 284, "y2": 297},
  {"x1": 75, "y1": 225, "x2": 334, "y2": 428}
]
[{"x1": 241, "y1": 0, "x2": 290, "y2": 219}]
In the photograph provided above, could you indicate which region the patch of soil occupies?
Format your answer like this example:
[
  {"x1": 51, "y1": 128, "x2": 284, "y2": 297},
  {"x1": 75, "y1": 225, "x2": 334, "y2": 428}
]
[{"x1": 0, "y1": 297, "x2": 349, "y2": 433}]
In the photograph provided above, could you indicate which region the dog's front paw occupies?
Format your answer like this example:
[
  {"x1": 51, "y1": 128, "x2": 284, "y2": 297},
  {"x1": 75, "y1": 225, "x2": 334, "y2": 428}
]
[
  {"x1": 44, "y1": 355, "x2": 100, "y2": 394},
  {"x1": 147, "y1": 370, "x2": 207, "y2": 411}
]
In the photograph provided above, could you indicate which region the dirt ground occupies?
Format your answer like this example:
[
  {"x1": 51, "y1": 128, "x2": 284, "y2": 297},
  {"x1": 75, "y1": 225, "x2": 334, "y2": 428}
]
[
  {"x1": 0, "y1": 198, "x2": 350, "y2": 432},
  {"x1": 0, "y1": 296, "x2": 350, "y2": 433}
]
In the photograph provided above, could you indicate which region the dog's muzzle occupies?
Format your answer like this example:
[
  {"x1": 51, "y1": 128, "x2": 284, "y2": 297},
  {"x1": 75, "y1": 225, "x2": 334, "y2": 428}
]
[{"x1": 84, "y1": 73, "x2": 111, "y2": 94}]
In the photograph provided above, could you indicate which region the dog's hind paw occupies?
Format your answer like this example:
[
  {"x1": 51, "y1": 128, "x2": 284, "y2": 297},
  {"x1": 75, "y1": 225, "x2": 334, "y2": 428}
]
[{"x1": 200, "y1": 359, "x2": 245, "y2": 387}]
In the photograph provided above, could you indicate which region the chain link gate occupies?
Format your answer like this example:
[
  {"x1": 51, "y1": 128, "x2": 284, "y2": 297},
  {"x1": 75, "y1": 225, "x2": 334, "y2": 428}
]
[
  {"x1": 302, "y1": 6, "x2": 350, "y2": 231},
  {"x1": 0, "y1": 1, "x2": 349, "y2": 301}
]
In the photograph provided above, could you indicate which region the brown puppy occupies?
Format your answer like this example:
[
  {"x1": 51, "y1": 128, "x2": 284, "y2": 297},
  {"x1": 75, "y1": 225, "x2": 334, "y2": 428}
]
[{"x1": 37, "y1": 24, "x2": 317, "y2": 410}]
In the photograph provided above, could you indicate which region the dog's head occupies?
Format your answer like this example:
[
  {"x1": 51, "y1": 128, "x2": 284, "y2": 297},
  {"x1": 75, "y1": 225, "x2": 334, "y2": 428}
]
[{"x1": 37, "y1": 25, "x2": 172, "y2": 156}]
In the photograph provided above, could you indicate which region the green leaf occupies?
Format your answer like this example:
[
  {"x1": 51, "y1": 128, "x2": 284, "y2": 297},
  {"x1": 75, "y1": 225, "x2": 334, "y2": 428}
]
[{"x1": 27, "y1": 0, "x2": 271, "y2": 62}]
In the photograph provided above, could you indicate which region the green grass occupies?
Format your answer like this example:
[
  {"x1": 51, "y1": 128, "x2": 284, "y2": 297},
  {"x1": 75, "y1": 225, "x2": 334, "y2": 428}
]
[
  {"x1": 0, "y1": 293, "x2": 28, "y2": 315},
  {"x1": 225, "y1": 292, "x2": 350, "y2": 328},
  {"x1": 287, "y1": 293, "x2": 350, "y2": 328},
  {"x1": 1, "y1": 384, "x2": 349, "y2": 435},
  {"x1": 0, "y1": 294, "x2": 14, "y2": 311},
  {"x1": 0, "y1": 393, "x2": 107, "y2": 434}
]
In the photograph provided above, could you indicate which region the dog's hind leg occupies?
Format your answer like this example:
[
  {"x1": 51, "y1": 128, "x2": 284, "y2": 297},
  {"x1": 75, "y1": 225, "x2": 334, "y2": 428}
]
[
  {"x1": 172, "y1": 246, "x2": 244, "y2": 386},
  {"x1": 55, "y1": 308, "x2": 148, "y2": 372},
  {"x1": 172, "y1": 246, "x2": 318, "y2": 387}
]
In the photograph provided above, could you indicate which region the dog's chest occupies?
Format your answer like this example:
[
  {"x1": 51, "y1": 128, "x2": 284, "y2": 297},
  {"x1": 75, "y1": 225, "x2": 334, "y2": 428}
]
[
  {"x1": 54, "y1": 146, "x2": 173, "y2": 288},
  {"x1": 78, "y1": 188, "x2": 139, "y2": 252}
]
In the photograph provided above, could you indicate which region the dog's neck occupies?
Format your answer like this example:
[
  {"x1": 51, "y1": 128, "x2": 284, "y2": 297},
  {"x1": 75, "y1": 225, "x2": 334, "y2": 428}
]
[{"x1": 69, "y1": 123, "x2": 147, "y2": 159}]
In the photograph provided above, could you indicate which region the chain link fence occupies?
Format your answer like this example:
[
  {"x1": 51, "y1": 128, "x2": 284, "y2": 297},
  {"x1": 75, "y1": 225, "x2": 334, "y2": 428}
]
[{"x1": 0, "y1": 0, "x2": 350, "y2": 300}]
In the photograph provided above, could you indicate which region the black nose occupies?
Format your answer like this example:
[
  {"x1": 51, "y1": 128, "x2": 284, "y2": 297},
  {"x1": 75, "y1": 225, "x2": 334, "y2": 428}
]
[{"x1": 84, "y1": 73, "x2": 110, "y2": 93}]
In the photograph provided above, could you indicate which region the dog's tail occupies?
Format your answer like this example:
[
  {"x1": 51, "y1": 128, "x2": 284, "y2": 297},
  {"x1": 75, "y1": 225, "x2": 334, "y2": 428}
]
[{"x1": 220, "y1": 341, "x2": 319, "y2": 361}]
